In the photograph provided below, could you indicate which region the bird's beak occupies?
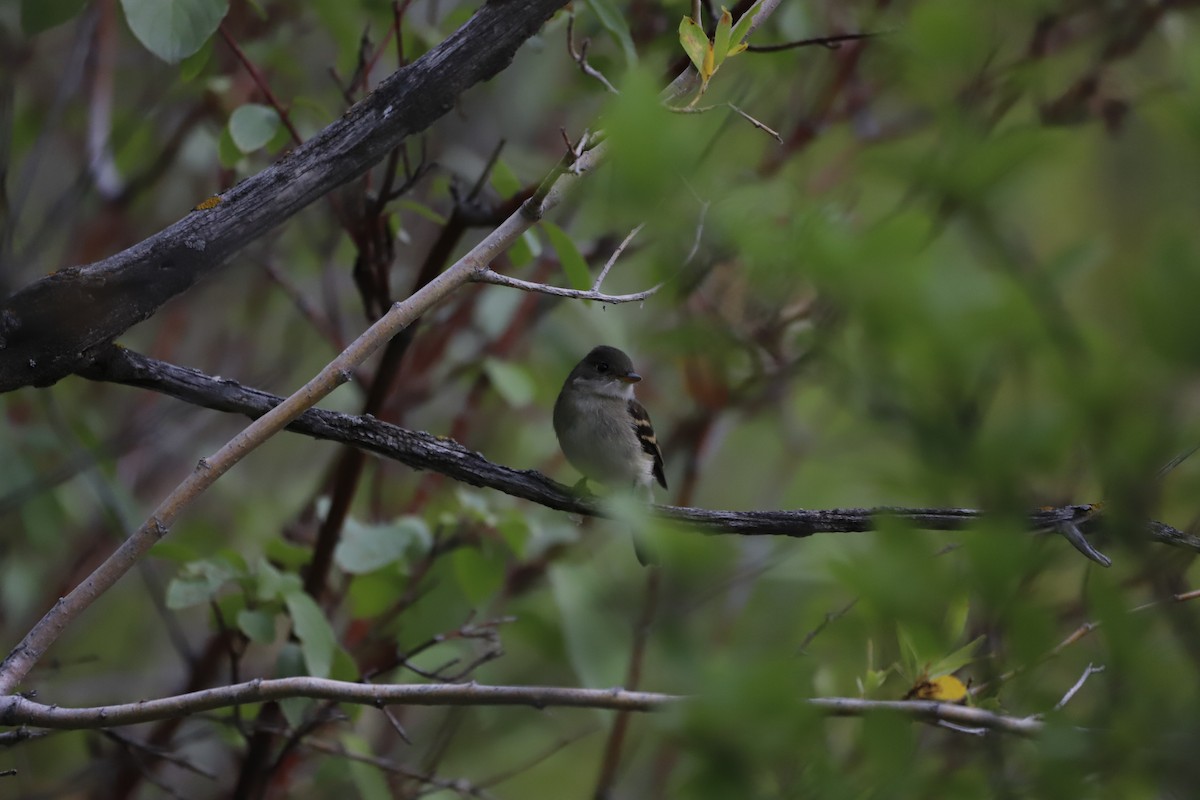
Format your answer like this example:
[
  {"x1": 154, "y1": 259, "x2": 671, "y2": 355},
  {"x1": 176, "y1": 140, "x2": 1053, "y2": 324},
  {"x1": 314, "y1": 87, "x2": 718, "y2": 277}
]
[{"x1": 619, "y1": 372, "x2": 642, "y2": 384}]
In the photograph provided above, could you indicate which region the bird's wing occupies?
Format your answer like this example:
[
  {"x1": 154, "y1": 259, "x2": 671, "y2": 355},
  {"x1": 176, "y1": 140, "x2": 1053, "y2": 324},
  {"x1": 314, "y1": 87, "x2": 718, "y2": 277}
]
[{"x1": 628, "y1": 398, "x2": 667, "y2": 490}]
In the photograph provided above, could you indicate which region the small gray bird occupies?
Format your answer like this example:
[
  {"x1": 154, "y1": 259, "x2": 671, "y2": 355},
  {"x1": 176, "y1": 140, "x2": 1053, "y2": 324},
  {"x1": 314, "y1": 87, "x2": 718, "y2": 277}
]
[{"x1": 554, "y1": 345, "x2": 667, "y2": 564}]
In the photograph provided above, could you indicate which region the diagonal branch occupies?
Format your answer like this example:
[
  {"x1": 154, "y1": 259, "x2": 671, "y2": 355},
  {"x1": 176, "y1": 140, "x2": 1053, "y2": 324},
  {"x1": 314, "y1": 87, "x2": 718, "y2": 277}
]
[
  {"x1": 0, "y1": 141, "x2": 607, "y2": 696},
  {"x1": 0, "y1": 0, "x2": 570, "y2": 393},
  {"x1": 76, "y1": 346, "x2": 1200, "y2": 556}
]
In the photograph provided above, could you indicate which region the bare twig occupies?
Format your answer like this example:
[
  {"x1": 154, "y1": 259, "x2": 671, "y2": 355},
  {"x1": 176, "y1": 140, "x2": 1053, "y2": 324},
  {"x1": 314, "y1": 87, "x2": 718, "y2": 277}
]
[
  {"x1": 666, "y1": 102, "x2": 783, "y2": 143},
  {"x1": 567, "y1": 14, "x2": 619, "y2": 95},
  {"x1": 747, "y1": 31, "x2": 884, "y2": 53},
  {"x1": 1157, "y1": 443, "x2": 1200, "y2": 479},
  {"x1": 2, "y1": 680, "x2": 676, "y2": 729},
  {"x1": 378, "y1": 705, "x2": 413, "y2": 745},
  {"x1": 1053, "y1": 663, "x2": 1104, "y2": 711},
  {"x1": 797, "y1": 598, "x2": 859, "y2": 655},
  {"x1": 264, "y1": 731, "x2": 493, "y2": 798},
  {"x1": 592, "y1": 223, "x2": 645, "y2": 291},
  {"x1": 262, "y1": 259, "x2": 347, "y2": 351},
  {"x1": 471, "y1": 268, "x2": 660, "y2": 303},
  {"x1": 218, "y1": 23, "x2": 303, "y2": 145},
  {"x1": 682, "y1": 198, "x2": 709, "y2": 266},
  {"x1": 0, "y1": 728, "x2": 54, "y2": 747},
  {"x1": 809, "y1": 697, "x2": 1043, "y2": 737},
  {"x1": 100, "y1": 729, "x2": 219, "y2": 781},
  {"x1": 978, "y1": 588, "x2": 1200, "y2": 696}
]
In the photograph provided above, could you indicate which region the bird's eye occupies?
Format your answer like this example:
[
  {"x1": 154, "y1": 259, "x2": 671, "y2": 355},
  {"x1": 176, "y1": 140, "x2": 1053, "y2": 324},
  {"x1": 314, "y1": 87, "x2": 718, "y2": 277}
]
[{"x1": 596, "y1": 362, "x2": 609, "y2": 373}]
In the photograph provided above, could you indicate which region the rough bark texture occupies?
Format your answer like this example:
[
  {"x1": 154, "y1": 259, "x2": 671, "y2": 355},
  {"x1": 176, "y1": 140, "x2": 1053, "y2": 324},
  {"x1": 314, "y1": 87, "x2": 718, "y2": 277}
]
[
  {"x1": 79, "y1": 346, "x2": 1200, "y2": 554},
  {"x1": 0, "y1": 0, "x2": 568, "y2": 392}
]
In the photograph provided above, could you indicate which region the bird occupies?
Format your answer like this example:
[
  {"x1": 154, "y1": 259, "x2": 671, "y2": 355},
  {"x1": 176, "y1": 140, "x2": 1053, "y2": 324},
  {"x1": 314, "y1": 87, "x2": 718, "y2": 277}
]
[{"x1": 553, "y1": 345, "x2": 667, "y2": 564}]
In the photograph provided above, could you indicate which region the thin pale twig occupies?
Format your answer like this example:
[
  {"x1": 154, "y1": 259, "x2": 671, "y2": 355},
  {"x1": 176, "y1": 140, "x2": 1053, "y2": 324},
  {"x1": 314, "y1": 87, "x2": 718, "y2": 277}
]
[
  {"x1": 592, "y1": 223, "x2": 645, "y2": 291},
  {"x1": 472, "y1": 269, "x2": 661, "y2": 304},
  {"x1": 667, "y1": 102, "x2": 783, "y2": 143},
  {"x1": 100, "y1": 729, "x2": 219, "y2": 781},
  {"x1": 1157, "y1": 443, "x2": 1200, "y2": 479},
  {"x1": 379, "y1": 704, "x2": 413, "y2": 745},
  {"x1": 1053, "y1": 663, "x2": 1104, "y2": 711}
]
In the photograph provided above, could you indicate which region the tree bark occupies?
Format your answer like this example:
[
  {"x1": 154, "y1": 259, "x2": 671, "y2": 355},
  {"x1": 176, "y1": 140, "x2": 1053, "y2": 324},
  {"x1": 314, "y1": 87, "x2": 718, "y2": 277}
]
[{"x1": 0, "y1": 0, "x2": 568, "y2": 392}]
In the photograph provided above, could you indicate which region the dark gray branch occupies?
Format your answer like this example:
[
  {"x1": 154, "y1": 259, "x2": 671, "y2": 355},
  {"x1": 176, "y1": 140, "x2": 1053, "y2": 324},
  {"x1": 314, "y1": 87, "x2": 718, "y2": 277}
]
[
  {"x1": 0, "y1": 0, "x2": 569, "y2": 392},
  {"x1": 78, "y1": 346, "x2": 1200, "y2": 558}
]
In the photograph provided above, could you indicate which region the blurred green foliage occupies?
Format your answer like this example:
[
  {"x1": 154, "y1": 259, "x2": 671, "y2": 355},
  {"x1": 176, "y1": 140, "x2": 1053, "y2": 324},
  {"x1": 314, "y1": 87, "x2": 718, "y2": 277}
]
[{"x1": 4, "y1": 0, "x2": 1200, "y2": 797}]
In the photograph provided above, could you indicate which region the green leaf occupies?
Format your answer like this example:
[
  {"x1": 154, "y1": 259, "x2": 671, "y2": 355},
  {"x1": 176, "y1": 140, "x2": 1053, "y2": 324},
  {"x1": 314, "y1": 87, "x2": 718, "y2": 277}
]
[
  {"x1": 217, "y1": 125, "x2": 243, "y2": 169},
  {"x1": 165, "y1": 558, "x2": 238, "y2": 609},
  {"x1": 120, "y1": 0, "x2": 229, "y2": 63},
  {"x1": 21, "y1": 0, "x2": 89, "y2": 34},
  {"x1": 728, "y1": 0, "x2": 764, "y2": 52},
  {"x1": 285, "y1": 592, "x2": 336, "y2": 678},
  {"x1": 255, "y1": 558, "x2": 301, "y2": 602},
  {"x1": 348, "y1": 570, "x2": 402, "y2": 618},
  {"x1": 164, "y1": 576, "x2": 213, "y2": 610},
  {"x1": 334, "y1": 516, "x2": 431, "y2": 575},
  {"x1": 179, "y1": 36, "x2": 213, "y2": 81},
  {"x1": 329, "y1": 645, "x2": 360, "y2": 683},
  {"x1": 237, "y1": 608, "x2": 277, "y2": 644},
  {"x1": 490, "y1": 160, "x2": 522, "y2": 199},
  {"x1": 713, "y1": 7, "x2": 733, "y2": 69},
  {"x1": 452, "y1": 548, "x2": 504, "y2": 605},
  {"x1": 928, "y1": 635, "x2": 985, "y2": 679},
  {"x1": 482, "y1": 357, "x2": 536, "y2": 407},
  {"x1": 275, "y1": 643, "x2": 311, "y2": 728},
  {"x1": 678, "y1": 16, "x2": 710, "y2": 75},
  {"x1": 897, "y1": 625, "x2": 923, "y2": 680},
  {"x1": 264, "y1": 538, "x2": 312, "y2": 570},
  {"x1": 395, "y1": 198, "x2": 447, "y2": 226},
  {"x1": 228, "y1": 104, "x2": 281, "y2": 153},
  {"x1": 456, "y1": 489, "x2": 498, "y2": 525},
  {"x1": 550, "y1": 565, "x2": 625, "y2": 690},
  {"x1": 585, "y1": 0, "x2": 637, "y2": 66},
  {"x1": 945, "y1": 593, "x2": 971, "y2": 642},
  {"x1": 497, "y1": 515, "x2": 532, "y2": 555},
  {"x1": 860, "y1": 668, "x2": 890, "y2": 696},
  {"x1": 507, "y1": 229, "x2": 540, "y2": 269},
  {"x1": 542, "y1": 221, "x2": 591, "y2": 291},
  {"x1": 149, "y1": 539, "x2": 200, "y2": 563}
]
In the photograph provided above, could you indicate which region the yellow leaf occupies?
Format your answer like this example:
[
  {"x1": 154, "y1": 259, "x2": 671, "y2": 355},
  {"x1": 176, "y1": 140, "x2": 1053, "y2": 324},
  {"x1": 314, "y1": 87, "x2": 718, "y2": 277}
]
[{"x1": 678, "y1": 16, "x2": 709, "y2": 73}]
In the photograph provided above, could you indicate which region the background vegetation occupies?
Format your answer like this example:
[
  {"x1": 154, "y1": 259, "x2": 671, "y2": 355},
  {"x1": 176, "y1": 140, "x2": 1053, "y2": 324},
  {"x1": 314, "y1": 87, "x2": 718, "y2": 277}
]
[{"x1": 3, "y1": 0, "x2": 1200, "y2": 797}]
